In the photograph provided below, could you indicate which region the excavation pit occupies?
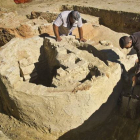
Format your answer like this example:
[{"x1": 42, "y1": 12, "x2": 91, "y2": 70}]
[{"x1": 0, "y1": 3, "x2": 140, "y2": 139}]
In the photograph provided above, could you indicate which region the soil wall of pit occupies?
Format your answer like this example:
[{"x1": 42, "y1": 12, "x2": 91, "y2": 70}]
[{"x1": 61, "y1": 5, "x2": 140, "y2": 34}]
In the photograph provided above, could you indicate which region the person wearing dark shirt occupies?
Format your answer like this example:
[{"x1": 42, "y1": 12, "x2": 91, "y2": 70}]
[{"x1": 119, "y1": 32, "x2": 140, "y2": 83}]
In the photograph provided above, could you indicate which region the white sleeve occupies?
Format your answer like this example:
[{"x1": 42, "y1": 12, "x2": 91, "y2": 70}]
[
  {"x1": 77, "y1": 17, "x2": 83, "y2": 27},
  {"x1": 53, "y1": 14, "x2": 63, "y2": 27}
]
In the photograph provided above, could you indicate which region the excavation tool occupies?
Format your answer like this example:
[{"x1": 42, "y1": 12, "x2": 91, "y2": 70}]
[{"x1": 120, "y1": 79, "x2": 140, "y2": 119}]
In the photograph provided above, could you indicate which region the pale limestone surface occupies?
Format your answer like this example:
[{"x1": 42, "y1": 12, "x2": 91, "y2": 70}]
[
  {"x1": 93, "y1": 40, "x2": 137, "y2": 71},
  {"x1": 0, "y1": 35, "x2": 122, "y2": 136}
]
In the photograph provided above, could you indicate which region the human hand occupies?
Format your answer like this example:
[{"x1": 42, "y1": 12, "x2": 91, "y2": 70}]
[
  {"x1": 135, "y1": 59, "x2": 139, "y2": 63},
  {"x1": 80, "y1": 38, "x2": 87, "y2": 42},
  {"x1": 56, "y1": 36, "x2": 62, "y2": 42},
  {"x1": 132, "y1": 75, "x2": 137, "y2": 84}
]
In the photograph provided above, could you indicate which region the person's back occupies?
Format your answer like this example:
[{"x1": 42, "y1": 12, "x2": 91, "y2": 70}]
[
  {"x1": 119, "y1": 31, "x2": 140, "y2": 82},
  {"x1": 130, "y1": 32, "x2": 140, "y2": 52},
  {"x1": 53, "y1": 10, "x2": 86, "y2": 42},
  {"x1": 54, "y1": 11, "x2": 71, "y2": 29}
]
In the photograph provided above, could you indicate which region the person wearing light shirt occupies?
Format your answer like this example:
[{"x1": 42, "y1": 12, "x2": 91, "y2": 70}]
[{"x1": 53, "y1": 10, "x2": 86, "y2": 42}]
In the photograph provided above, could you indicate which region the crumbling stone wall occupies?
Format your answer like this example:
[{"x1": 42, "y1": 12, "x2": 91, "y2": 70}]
[{"x1": 0, "y1": 36, "x2": 122, "y2": 136}]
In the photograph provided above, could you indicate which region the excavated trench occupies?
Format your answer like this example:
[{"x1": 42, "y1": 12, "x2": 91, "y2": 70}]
[
  {"x1": 61, "y1": 5, "x2": 140, "y2": 34},
  {"x1": 33, "y1": 5, "x2": 140, "y2": 140},
  {"x1": 0, "y1": 3, "x2": 140, "y2": 140}
]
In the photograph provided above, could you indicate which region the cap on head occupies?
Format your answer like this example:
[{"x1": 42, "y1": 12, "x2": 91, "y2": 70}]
[
  {"x1": 71, "y1": 11, "x2": 80, "y2": 21},
  {"x1": 119, "y1": 36, "x2": 131, "y2": 49}
]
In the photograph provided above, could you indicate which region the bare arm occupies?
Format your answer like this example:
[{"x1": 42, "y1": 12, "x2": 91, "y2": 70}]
[
  {"x1": 53, "y1": 24, "x2": 62, "y2": 42},
  {"x1": 78, "y1": 27, "x2": 86, "y2": 42}
]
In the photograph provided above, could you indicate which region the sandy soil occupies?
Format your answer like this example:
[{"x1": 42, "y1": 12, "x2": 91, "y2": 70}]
[
  {"x1": 0, "y1": 103, "x2": 140, "y2": 140},
  {"x1": 14, "y1": 0, "x2": 140, "y2": 15},
  {"x1": 2, "y1": 0, "x2": 139, "y2": 16},
  {"x1": 0, "y1": 113, "x2": 56, "y2": 140}
]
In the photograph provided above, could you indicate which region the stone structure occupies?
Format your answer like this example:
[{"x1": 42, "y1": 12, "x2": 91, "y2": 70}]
[{"x1": 0, "y1": 35, "x2": 124, "y2": 136}]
